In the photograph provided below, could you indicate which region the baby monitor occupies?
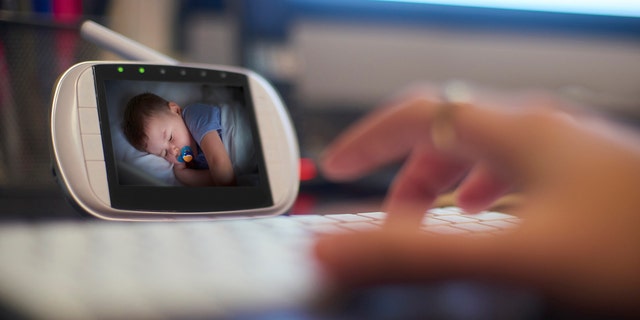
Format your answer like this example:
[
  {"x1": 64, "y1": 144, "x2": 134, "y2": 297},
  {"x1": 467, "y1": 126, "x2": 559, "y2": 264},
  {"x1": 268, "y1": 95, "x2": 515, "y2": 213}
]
[{"x1": 50, "y1": 61, "x2": 299, "y2": 220}]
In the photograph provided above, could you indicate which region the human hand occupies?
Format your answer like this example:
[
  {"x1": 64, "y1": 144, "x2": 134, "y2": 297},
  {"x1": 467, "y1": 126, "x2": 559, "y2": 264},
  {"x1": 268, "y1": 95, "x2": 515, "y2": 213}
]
[
  {"x1": 172, "y1": 161, "x2": 187, "y2": 170},
  {"x1": 317, "y1": 84, "x2": 640, "y2": 315}
]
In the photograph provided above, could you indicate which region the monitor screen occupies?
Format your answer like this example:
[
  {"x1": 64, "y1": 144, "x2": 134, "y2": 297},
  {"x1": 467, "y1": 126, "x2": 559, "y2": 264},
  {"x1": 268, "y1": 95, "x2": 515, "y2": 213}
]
[
  {"x1": 370, "y1": 0, "x2": 640, "y2": 18},
  {"x1": 93, "y1": 64, "x2": 273, "y2": 212}
]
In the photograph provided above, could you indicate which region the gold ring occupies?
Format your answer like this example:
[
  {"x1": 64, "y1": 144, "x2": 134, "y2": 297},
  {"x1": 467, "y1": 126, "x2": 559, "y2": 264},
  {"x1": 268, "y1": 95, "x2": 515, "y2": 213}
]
[{"x1": 431, "y1": 81, "x2": 471, "y2": 150}]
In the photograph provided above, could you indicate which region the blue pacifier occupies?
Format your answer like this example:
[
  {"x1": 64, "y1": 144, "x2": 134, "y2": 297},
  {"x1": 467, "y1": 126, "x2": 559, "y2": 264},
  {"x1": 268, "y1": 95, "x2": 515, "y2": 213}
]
[{"x1": 177, "y1": 146, "x2": 193, "y2": 163}]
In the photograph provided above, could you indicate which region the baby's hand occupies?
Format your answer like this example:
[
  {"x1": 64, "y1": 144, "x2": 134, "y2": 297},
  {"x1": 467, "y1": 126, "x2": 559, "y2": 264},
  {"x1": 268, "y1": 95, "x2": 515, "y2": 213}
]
[{"x1": 173, "y1": 161, "x2": 187, "y2": 170}]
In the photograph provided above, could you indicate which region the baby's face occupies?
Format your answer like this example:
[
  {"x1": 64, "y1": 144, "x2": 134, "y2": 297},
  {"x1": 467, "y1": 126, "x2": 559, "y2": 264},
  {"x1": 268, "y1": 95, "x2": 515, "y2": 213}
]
[{"x1": 144, "y1": 102, "x2": 195, "y2": 165}]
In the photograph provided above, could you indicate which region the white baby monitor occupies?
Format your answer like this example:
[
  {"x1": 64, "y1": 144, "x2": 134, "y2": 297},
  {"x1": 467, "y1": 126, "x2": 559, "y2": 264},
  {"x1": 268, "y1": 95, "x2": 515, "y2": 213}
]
[{"x1": 50, "y1": 23, "x2": 299, "y2": 220}]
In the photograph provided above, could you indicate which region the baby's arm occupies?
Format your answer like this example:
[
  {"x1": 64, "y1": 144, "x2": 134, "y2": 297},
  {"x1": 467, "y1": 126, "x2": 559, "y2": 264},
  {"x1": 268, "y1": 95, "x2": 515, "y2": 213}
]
[
  {"x1": 200, "y1": 131, "x2": 236, "y2": 186},
  {"x1": 173, "y1": 163, "x2": 215, "y2": 186}
]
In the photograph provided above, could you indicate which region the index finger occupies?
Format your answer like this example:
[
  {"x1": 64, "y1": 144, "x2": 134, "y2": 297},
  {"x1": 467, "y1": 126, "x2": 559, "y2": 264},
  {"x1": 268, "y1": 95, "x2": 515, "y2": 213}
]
[{"x1": 321, "y1": 93, "x2": 442, "y2": 182}]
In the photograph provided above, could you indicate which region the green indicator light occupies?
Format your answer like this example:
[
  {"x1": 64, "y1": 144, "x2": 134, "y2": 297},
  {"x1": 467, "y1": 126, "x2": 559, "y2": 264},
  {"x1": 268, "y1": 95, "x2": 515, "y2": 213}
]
[
  {"x1": 117, "y1": 66, "x2": 124, "y2": 73},
  {"x1": 138, "y1": 67, "x2": 145, "y2": 74}
]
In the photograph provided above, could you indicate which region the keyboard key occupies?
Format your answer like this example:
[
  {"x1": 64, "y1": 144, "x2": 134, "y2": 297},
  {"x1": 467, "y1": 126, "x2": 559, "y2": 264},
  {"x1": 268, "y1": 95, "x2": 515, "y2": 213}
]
[
  {"x1": 357, "y1": 212, "x2": 387, "y2": 219},
  {"x1": 479, "y1": 219, "x2": 519, "y2": 230},
  {"x1": 422, "y1": 217, "x2": 453, "y2": 226},
  {"x1": 289, "y1": 214, "x2": 339, "y2": 224},
  {"x1": 473, "y1": 211, "x2": 515, "y2": 221},
  {"x1": 428, "y1": 207, "x2": 464, "y2": 215},
  {"x1": 433, "y1": 214, "x2": 478, "y2": 224}
]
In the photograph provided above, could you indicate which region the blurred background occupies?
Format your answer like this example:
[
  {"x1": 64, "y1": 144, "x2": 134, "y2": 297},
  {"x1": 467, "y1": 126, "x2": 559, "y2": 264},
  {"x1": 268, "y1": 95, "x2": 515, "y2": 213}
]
[{"x1": 1, "y1": 0, "x2": 639, "y2": 219}]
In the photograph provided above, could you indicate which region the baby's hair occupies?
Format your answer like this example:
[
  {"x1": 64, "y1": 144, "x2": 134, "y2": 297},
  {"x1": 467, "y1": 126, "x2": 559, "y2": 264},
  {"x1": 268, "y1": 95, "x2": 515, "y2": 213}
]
[{"x1": 122, "y1": 92, "x2": 171, "y2": 151}]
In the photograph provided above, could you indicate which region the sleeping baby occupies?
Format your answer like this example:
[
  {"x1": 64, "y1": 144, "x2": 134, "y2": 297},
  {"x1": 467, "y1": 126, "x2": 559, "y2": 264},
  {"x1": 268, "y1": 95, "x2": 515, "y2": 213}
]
[{"x1": 122, "y1": 92, "x2": 236, "y2": 186}]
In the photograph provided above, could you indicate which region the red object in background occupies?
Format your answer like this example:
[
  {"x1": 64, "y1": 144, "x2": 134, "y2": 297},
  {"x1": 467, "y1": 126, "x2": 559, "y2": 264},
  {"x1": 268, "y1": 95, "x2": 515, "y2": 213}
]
[
  {"x1": 291, "y1": 159, "x2": 319, "y2": 214},
  {"x1": 53, "y1": 0, "x2": 82, "y2": 23},
  {"x1": 299, "y1": 158, "x2": 317, "y2": 182},
  {"x1": 290, "y1": 193, "x2": 317, "y2": 215},
  {"x1": 52, "y1": 0, "x2": 82, "y2": 75}
]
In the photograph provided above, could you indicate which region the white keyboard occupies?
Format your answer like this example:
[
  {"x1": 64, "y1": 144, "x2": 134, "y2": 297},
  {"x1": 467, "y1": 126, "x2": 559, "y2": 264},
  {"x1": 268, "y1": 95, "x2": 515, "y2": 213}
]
[{"x1": 0, "y1": 208, "x2": 518, "y2": 319}]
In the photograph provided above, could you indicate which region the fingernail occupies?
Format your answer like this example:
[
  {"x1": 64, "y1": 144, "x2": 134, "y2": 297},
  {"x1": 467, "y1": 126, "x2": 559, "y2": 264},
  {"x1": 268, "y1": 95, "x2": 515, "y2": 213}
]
[{"x1": 320, "y1": 154, "x2": 358, "y2": 181}]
